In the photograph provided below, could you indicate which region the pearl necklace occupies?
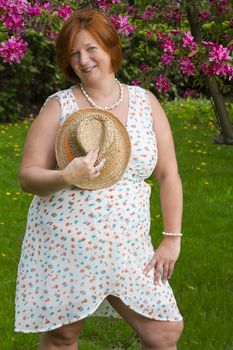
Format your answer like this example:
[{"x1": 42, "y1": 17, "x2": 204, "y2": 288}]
[{"x1": 80, "y1": 78, "x2": 123, "y2": 111}]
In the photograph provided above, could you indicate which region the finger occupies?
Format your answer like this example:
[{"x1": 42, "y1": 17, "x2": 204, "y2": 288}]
[
  {"x1": 96, "y1": 158, "x2": 106, "y2": 171},
  {"x1": 91, "y1": 159, "x2": 106, "y2": 177},
  {"x1": 168, "y1": 262, "x2": 175, "y2": 280},
  {"x1": 143, "y1": 256, "x2": 157, "y2": 276},
  {"x1": 91, "y1": 147, "x2": 101, "y2": 166},
  {"x1": 161, "y1": 262, "x2": 169, "y2": 284},
  {"x1": 154, "y1": 263, "x2": 163, "y2": 285},
  {"x1": 92, "y1": 171, "x2": 100, "y2": 178},
  {"x1": 92, "y1": 158, "x2": 106, "y2": 173},
  {"x1": 85, "y1": 148, "x2": 99, "y2": 164}
]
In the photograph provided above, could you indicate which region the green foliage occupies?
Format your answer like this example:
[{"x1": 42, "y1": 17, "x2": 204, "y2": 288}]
[{"x1": 0, "y1": 31, "x2": 66, "y2": 122}]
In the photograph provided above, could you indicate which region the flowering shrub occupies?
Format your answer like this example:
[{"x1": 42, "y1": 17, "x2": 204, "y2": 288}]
[
  {"x1": 0, "y1": 0, "x2": 232, "y2": 104},
  {"x1": 0, "y1": 36, "x2": 27, "y2": 64}
]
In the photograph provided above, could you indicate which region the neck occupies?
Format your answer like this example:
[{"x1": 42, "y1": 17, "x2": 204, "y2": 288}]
[
  {"x1": 80, "y1": 76, "x2": 123, "y2": 111},
  {"x1": 80, "y1": 75, "x2": 117, "y2": 99}
]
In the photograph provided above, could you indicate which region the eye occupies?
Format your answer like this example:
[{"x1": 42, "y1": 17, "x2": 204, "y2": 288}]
[
  {"x1": 71, "y1": 51, "x2": 79, "y2": 57},
  {"x1": 87, "y1": 46, "x2": 97, "y2": 51}
]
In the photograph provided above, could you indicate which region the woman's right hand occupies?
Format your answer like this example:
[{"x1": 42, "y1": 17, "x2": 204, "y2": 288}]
[{"x1": 62, "y1": 147, "x2": 106, "y2": 186}]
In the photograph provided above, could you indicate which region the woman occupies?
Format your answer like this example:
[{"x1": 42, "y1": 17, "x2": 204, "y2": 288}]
[{"x1": 15, "y1": 8, "x2": 184, "y2": 350}]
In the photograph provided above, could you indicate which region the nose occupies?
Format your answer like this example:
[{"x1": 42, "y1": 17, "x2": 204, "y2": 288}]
[{"x1": 79, "y1": 51, "x2": 90, "y2": 66}]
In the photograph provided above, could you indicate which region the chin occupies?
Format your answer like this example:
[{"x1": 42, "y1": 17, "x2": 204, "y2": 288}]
[{"x1": 82, "y1": 72, "x2": 102, "y2": 84}]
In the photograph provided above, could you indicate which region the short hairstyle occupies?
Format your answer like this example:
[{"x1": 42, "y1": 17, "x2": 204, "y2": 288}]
[{"x1": 55, "y1": 8, "x2": 122, "y2": 83}]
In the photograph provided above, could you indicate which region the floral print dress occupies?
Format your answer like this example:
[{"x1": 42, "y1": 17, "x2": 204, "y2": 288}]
[{"x1": 15, "y1": 85, "x2": 182, "y2": 333}]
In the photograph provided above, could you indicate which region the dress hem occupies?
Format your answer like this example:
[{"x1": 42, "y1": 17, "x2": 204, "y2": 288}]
[{"x1": 14, "y1": 292, "x2": 183, "y2": 333}]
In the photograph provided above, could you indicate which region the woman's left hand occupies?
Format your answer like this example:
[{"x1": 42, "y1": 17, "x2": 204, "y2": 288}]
[{"x1": 143, "y1": 236, "x2": 181, "y2": 284}]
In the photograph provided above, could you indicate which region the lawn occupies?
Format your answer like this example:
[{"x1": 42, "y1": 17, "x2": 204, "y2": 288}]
[{"x1": 0, "y1": 98, "x2": 232, "y2": 350}]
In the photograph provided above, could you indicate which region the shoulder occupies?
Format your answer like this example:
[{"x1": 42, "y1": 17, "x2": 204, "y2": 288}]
[
  {"x1": 143, "y1": 89, "x2": 167, "y2": 121},
  {"x1": 140, "y1": 90, "x2": 172, "y2": 138},
  {"x1": 41, "y1": 86, "x2": 73, "y2": 111},
  {"x1": 127, "y1": 85, "x2": 151, "y2": 104},
  {"x1": 145, "y1": 89, "x2": 160, "y2": 106},
  {"x1": 45, "y1": 87, "x2": 72, "y2": 103},
  {"x1": 128, "y1": 85, "x2": 159, "y2": 103},
  {"x1": 127, "y1": 84, "x2": 146, "y2": 95}
]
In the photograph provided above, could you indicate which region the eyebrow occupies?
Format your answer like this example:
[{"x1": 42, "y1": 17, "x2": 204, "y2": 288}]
[{"x1": 71, "y1": 43, "x2": 97, "y2": 53}]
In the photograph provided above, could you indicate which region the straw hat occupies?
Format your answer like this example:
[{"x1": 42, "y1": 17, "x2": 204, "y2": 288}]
[{"x1": 55, "y1": 108, "x2": 131, "y2": 190}]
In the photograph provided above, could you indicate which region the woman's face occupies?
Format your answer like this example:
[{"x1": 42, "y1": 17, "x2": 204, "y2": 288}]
[{"x1": 70, "y1": 29, "x2": 113, "y2": 84}]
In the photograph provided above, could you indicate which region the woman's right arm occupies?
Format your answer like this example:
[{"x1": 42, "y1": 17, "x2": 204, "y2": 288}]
[
  {"x1": 19, "y1": 98, "x2": 69, "y2": 196},
  {"x1": 20, "y1": 98, "x2": 105, "y2": 196}
]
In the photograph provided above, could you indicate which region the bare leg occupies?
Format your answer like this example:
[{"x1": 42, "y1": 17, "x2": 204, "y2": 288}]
[
  {"x1": 38, "y1": 319, "x2": 85, "y2": 350},
  {"x1": 106, "y1": 295, "x2": 183, "y2": 350}
]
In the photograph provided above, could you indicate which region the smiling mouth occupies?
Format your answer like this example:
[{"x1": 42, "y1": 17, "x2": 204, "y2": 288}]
[{"x1": 81, "y1": 66, "x2": 96, "y2": 73}]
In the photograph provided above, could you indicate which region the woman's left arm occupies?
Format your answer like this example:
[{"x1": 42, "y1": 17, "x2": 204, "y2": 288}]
[{"x1": 143, "y1": 90, "x2": 183, "y2": 285}]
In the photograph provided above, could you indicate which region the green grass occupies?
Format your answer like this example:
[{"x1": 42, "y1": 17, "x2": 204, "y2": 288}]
[{"x1": 0, "y1": 98, "x2": 233, "y2": 350}]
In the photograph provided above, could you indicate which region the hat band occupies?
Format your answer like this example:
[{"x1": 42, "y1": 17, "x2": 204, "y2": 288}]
[{"x1": 65, "y1": 132, "x2": 74, "y2": 161}]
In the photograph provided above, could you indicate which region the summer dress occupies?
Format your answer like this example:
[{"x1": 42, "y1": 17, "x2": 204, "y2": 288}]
[{"x1": 15, "y1": 85, "x2": 182, "y2": 333}]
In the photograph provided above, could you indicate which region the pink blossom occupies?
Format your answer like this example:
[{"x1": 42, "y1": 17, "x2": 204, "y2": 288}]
[
  {"x1": 201, "y1": 40, "x2": 216, "y2": 47},
  {"x1": 216, "y1": 0, "x2": 232, "y2": 16},
  {"x1": 0, "y1": 0, "x2": 30, "y2": 35},
  {"x1": 111, "y1": 14, "x2": 136, "y2": 36},
  {"x1": 0, "y1": 36, "x2": 27, "y2": 64},
  {"x1": 39, "y1": 2, "x2": 53, "y2": 12},
  {"x1": 44, "y1": 26, "x2": 59, "y2": 41},
  {"x1": 157, "y1": 33, "x2": 164, "y2": 42},
  {"x1": 183, "y1": 89, "x2": 197, "y2": 99},
  {"x1": 131, "y1": 80, "x2": 142, "y2": 86},
  {"x1": 228, "y1": 44, "x2": 233, "y2": 53},
  {"x1": 202, "y1": 62, "x2": 233, "y2": 79},
  {"x1": 216, "y1": 63, "x2": 233, "y2": 78},
  {"x1": 201, "y1": 63, "x2": 215, "y2": 75},
  {"x1": 162, "y1": 5, "x2": 182, "y2": 25},
  {"x1": 161, "y1": 53, "x2": 174, "y2": 66},
  {"x1": 171, "y1": 29, "x2": 182, "y2": 35},
  {"x1": 209, "y1": 44, "x2": 231, "y2": 63},
  {"x1": 57, "y1": 4, "x2": 73, "y2": 21},
  {"x1": 182, "y1": 32, "x2": 198, "y2": 51},
  {"x1": 145, "y1": 32, "x2": 152, "y2": 39},
  {"x1": 155, "y1": 75, "x2": 171, "y2": 93},
  {"x1": 199, "y1": 11, "x2": 210, "y2": 21},
  {"x1": 126, "y1": 5, "x2": 137, "y2": 17},
  {"x1": 2, "y1": 13, "x2": 25, "y2": 34},
  {"x1": 94, "y1": 0, "x2": 111, "y2": 11},
  {"x1": 0, "y1": 0, "x2": 29, "y2": 14},
  {"x1": 27, "y1": 3, "x2": 43, "y2": 16},
  {"x1": 141, "y1": 5, "x2": 155, "y2": 19},
  {"x1": 161, "y1": 39, "x2": 176, "y2": 54},
  {"x1": 140, "y1": 63, "x2": 149, "y2": 72},
  {"x1": 179, "y1": 57, "x2": 195, "y2": 76}
]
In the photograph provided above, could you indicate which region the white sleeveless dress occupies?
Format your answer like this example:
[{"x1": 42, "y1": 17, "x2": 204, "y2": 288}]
[{"x1": 15, "y1": 85, "x2": 182, "y2": 333}]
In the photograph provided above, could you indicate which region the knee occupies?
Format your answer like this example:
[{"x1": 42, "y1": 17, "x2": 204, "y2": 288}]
[
  {"x1": 44, "y1": 320, "x2": 84, "y2": 346},
  {"x1": 141, "y1": 320, "x2": 184, "y2": 349}
]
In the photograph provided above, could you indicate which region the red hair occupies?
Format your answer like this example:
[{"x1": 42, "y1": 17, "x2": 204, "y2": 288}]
[{"x1": 55, "y1": 8, "x2": 122, "y2": 83}]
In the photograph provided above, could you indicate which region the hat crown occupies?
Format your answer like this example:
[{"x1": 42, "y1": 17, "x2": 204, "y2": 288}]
[{"x1": 75, "y1": 115, "x2": 115, "y2": 158}]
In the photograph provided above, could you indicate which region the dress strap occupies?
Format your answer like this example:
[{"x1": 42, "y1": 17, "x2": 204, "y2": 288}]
[
  {"x1": 131, "y1": 85, "x2": 154, "y2": 131},
  {"x1": 39, "y1": 89, "x2": 78, "y2": 124}
]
